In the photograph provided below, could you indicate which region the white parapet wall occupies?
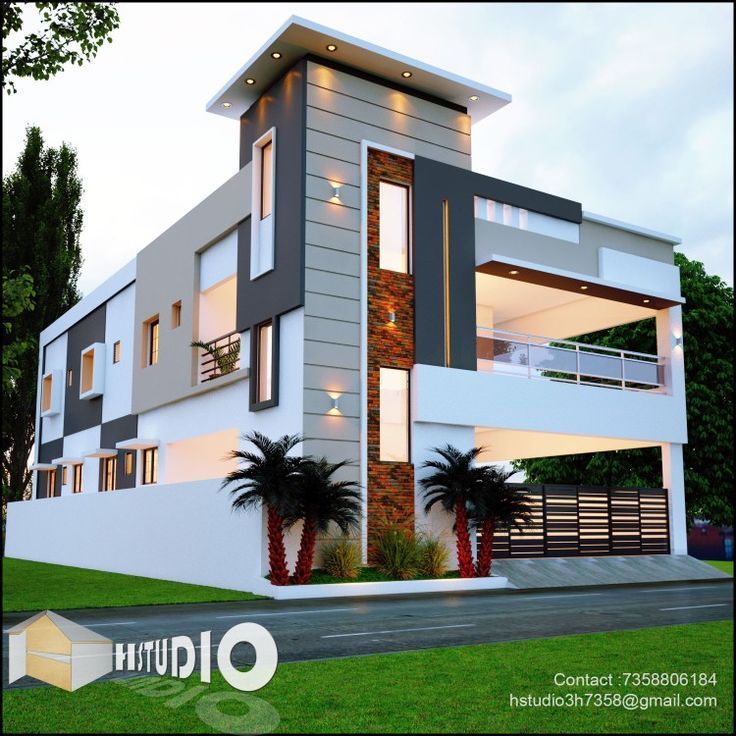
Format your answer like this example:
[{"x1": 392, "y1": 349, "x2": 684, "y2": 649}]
[{"x1": 5, "y1": 479, "x2": 264, "y2": 592}]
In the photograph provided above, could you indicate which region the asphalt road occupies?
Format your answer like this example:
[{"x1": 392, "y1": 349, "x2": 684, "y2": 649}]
[{"x1": 3, "y1": 580, "x2": 732, "y2": 690}]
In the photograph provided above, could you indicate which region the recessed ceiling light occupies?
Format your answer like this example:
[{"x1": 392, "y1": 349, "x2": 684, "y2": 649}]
[
  {"x1": 469, "y1": 95, "x2": 479, "y2": 101},
  {"x1": 245, "y1": 78, "x2": 256, "y2": 85},
  {"x1": 222, "y1": 102, "x2": 232, "y2": 108},
  {"x1": 580, "y1": 285, "x2": 589, "y2": 290},
  {"x1": 643, "y1": 298, "x2": 651, "y2": 304},
  {"x1": 509, "y1": 270, "x2": 519, "y2": 275},
  {"x1": 271, "y1": 52, "x2": 282, "y2": 59},
  {"x1": 401, "y1": 71, "x2": 412, "y2": 78},
  {"x1": 326, "y1": 44, "x2": 338, "y2": 52}
]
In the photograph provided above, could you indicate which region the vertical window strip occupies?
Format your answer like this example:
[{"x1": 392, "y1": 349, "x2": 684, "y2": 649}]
[
  {"x1": 442, "y1": 199, "x2": 451, "y2": 367},
  {"x1": 258, "y1": 322, "x2": 273, "y2": 403}
]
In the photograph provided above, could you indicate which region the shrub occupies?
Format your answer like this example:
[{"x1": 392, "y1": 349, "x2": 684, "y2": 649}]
[
  {"x1": 418, "y1": 535, "x2": 449, "y2": 578},
  {"x1": 321, "y1": 538, "x2": 361, "y2": 579},
  {"x1": 373, "y1": 526, "x2": 422, "y2": 580}
]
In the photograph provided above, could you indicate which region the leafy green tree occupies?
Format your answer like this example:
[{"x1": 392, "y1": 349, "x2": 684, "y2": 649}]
[
  {"x1": 2, "y1": 269, "x2": 35, "y2": 391},
  {"x1": 512, "y1": 253, "x2": 733, "y2": 527},
  {"x1": 2, "y1": 125, "x2": 83, "y2": 509},
  {"x1": 2, "y1": 2, "x2": 119, "y2": 93}
]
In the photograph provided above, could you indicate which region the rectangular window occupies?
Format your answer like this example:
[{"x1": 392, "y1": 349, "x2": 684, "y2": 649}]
[
  {"x1": 379, "y1": 368, "x2": 409, "y2": 462},
  {"x1": 146, "y1": 318, "x2": 159, "y2": 366},
  {"x1": 47, "y1": 469, "x2": 56, "y2": 498},
  {"x1": 72, "y1": 464, "x2": 83, "y2": 494},
  {"x1": 142, "y1": 448, "x2": 158, "y2": 485},
  {"x1": 379, "y1": 181, "x2": 410, "y2": 273},
  {"x1": 260, "y1": 140, "x2": 273, "y2": 219},
  {"x1": 171, "y1": 301, "x2": 182, "y2": 329},
  {"x1": 62, "y1": 466, "x2": 68, "y2": 486},
  {"x1": 257, "y1": 322, "x2": 273, "y2": 403},
  {"x1": 41, "y1": 374, "x2": 53, "y2": 412},
  {"x1": 113, "y1": 340, "x2": 121, "y2": 363},
  {"x1": 102, "y1": 456, "x2": 117, "y2": 491},
  {"x1": 81, "y1": 348, "x2": 95, "y2": 394},
  {"x1": 125, "y1": 451, "x2": 134, "y2": 475},
  {"x1": 67, "y1": 368, "x2": 73, "y2": 387}
]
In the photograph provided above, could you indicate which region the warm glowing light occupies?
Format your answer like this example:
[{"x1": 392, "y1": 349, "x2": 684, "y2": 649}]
[
  {"x1": 327, "y1": 391, "x2": 342, "y2": 415},
  {"x1": 222, "y1": 102, "x2": 232, "y2": 108},
  {"x1": 271, "y1": 52, "x2": 282, "y2": 59},
  {"x1": 642, "y1": 298, "x2": 650, "y2": 304},
  {"x1": 401, "y1": 70, "x2": 412, "y2": 78},
  {"x1": 326, "y1": 44, "x2": 338, "y2": 52},
  {"x1": 580, "y1": 285, "x2": 589, "y2": 290},
  {"x1": 388, "y1": 311, "x2": 397, "y2": 324},
  {"x1": 245, "y1": 78, "x2": 256, "y2": 85},
  {"x1": 509, "y1": 270, "x2": 519, "y2": 275},
  {"x1": 469, "y1": 95, "x2": 479, "y2": 101}
]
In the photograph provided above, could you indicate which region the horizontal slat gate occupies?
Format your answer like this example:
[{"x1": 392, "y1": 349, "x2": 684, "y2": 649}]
[{"x1": 489, "y1": 485, "x2": 669, "y2": 558}]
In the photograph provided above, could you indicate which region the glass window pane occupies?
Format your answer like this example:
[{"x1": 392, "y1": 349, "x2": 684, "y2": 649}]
[
  {"x1": 379, "y1": 182, "x2": 408, "y2": 273},
  {"x1": 379, "y1": 368, "x2": 409, "y2": 462},
  {"x1": 261, "y1": 140, "x2": 273, "y2": 219},
  {"x1": 258, "y1": 323, "x2": 272, "y2": 402}
]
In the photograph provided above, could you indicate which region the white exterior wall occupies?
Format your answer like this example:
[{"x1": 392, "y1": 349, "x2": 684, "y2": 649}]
[
  {"x1": 40, "y1": 333, "x2": 68, "y2": 444},
  {"x1": 62, "y1": 426, "x2": 101, "y2": 496},
  {"x1": 102, "y1": 284, "x2": 135, "y2": 424}
]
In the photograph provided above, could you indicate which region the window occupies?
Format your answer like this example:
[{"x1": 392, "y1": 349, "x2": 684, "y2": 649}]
[
  {"x1": 46, "y1": 469, "x2": 56, "y2": 498},
  {"x1": 72, "y1": 464, "x2": 83, "y2": 494},
  {"x1": 171, "y1": 301, "x2": 182, "y2": 329},
  {"x1": 125, "y1": 451, "x2": 134, "y2": 475},
  {"x1": 102, "y1": 456, "x2": 117, "y2": 491},
  {"x1": 67, "y1": 368, "x2": 73, "y2": 387},
  {"x1": 79, "y1": 343, "x2": 105, "y2": 399},
  {"x1": 41, "y1": 374, "x2": 53, "y2": 413},
  {"x1": 62, "y1": 466, "x2": 68, "y2": 486},
  {"x1": 379, "y1": 368, "x2": 409, "y2": 462},
  {"x1": 257, "y1": 321, "x2": 273, "y2": 403},
  {"x1": 379, "y1": 181, "x2": 410, "y2": 273},
  {"x1": 250, "y1": 128, "x2": 276, "y2": 279},
  {"x1": 113, "y1": 340, "x2": 122, "y2": 363},
  {"x1": 146, "y1": 317, "x2": 159, "y2": 366},
  {"x1": 142, "y1": 448, "x2": 158, "y2": 485},
  {"x1": 81, "y1": 349, "x2": 95, "y2": 393}
]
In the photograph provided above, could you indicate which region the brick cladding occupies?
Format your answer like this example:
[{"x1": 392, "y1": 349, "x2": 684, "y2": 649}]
[{"x1": 367, "y1": 149, "x2": 415, "y2": 556}]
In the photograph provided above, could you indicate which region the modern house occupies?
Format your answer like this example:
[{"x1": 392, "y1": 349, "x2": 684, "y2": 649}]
[{"x1": 6, "y1": 17, "x2": 690, "y2": 591}]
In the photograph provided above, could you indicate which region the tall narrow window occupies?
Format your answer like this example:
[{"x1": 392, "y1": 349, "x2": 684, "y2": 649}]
[
  {"x1": 47, "y1": 469, "x2": 57, "y2": 498},
  {"x1": 113, "y1": 340, "x2": 122, "y2": 363},
  {"x1": 41, "y1": 374, "x2": 53, "y2": 412},
  {"x1": 142, "y1": 448, "x2": 158, "y2": 485},
  {"x1": 171, "y1": 301, "x2": 182, "y2": 329},
  {"x1": 125, "y1": 451, "x2": 134, "y2": 475},
  {"x1": 146, "y1": 318, "x2": 159, "y2": 366},
  {"x1": 67, "y1": 368, "x2": 73, "y2": 387},
  {"x1": 257, "y1": 321, "x2": 273, "y2": 403},
  {"x1": 260, "y1": 140, "x2": 273, "y2": 219},
  {"x1": 62, "y1": 466, "x2": 68, "y2": 486},
  {"x1": 102, "y1": 456, "x2": 117, "y2": 491},
  {"x1": 379, "y1": 181, "x2": 410, "y2": 273},
  {"x1": 72, "y1": 464, "x2": 83, "y2": 494},
  {"x1": 379, "y1": 368, "x2": 409, "y2": 462}
]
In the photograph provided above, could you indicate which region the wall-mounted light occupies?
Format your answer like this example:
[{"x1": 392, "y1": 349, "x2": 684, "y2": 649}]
[
  {"x1": 326, "y1": 43, "x2": 338, "y2": 52},
  {"x1": 674, "y1": 335, "x2": 683, "y2": 348},
  {"x1": 245, "y1": 78, "x2": 256, "y2": 85},
  {"x1": 270, "y1": 51, "x2": 282, "y2": 60},
  {"x1": 327, "y1": 391, "x2": 342, "y2": 415},
  {"x1": 401, "y1": 71, "x2": 413, "y2": 78},
  {"x1": 388, "y1": 311, "x2": 396, "y2": 324},
  {"x1": 509, "y1": 269, "x2": 519, "y2": 275},
  {"x1": 332, "y1": 185, "x2": 341, "y2": 200},
  {"x1": 222, "y1": 102, "x2": 232, "y2": 108},
  {"x1": 642, "y1": 298, "x2": 651, "y2": 304},
  {"x1": 469, "y1": 95, "x2": 479, "y2": 102},
  {"x1": 579, "y1": 285, "x2": 589, "y2": 291}
]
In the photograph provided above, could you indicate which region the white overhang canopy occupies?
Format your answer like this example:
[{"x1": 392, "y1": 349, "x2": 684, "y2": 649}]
[
  {"x1": 30, "y1": 463, "x2": 57, "y2": 471},
  {"x1": 84, "y1": 448, "x2": 118, "y2": 459},
  {"x1": 51, "y1": 457, "x2": 84, "y2": 466},
  {"x1": 206, "y1": 16, "x2": 511, "y2": 124},
  {"x1": 115, "y1": 439, "x2": 159, "y2": 451}
]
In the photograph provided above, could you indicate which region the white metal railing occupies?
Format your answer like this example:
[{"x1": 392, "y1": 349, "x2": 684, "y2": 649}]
[{"x1": 477, "y1": 327, "x2": 665, "y2": 392}]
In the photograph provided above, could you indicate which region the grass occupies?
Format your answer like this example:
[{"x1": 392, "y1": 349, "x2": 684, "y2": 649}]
[
  {"x1": 2, "y1": 558, "x2": 265, "y2": 612},
  {"x1": 307, "y1": 566, "x2": 460, "y2": 584},
  {"x1": 705, "y1": 560, "x2": 733, "y2": 575},
  {"x1": 3, "y1": 621, "x2": 732, "y2": 733}
]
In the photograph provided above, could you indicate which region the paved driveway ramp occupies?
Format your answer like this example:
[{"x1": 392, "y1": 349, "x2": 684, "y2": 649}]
[{"x1": 493, "y1": 555, "x2": 731, "y2": 589}]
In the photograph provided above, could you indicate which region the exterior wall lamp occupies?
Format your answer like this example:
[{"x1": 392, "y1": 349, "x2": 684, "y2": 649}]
[
  {"x1": 387, "y1": 311, "x2": 396, "y2": 324},
  {"x1": 674, "y1": 335, "x2": 683, "y2": 348},
  {"x1": 330, "y1": 182, "x2": 342, "y2": 201},
  {"x1": 327, "y1": 391, "x2": 342, "y2": 414}
]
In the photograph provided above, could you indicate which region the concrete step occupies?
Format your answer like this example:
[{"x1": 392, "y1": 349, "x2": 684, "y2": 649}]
[{"x1": 492, "y1": 554, "x2": 732, "y2": 589}]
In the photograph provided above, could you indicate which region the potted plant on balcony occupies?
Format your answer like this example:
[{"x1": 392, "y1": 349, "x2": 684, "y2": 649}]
[{"x1": 191, "y1": 338, "x2": 240, "y2": 379}]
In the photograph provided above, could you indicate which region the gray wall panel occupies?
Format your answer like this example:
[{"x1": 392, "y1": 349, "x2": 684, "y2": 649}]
[
  {"x1": 304, "y1": 316, "x2": 360, "y2": 346},
  {"x1": 305, "y1": 244, "x2": 360, "y2": 276},
  {"x1": 306, "y1": 152, "x2": 360, "y2": 187},
  {"x1": 306, "y1": 222, "x2": 360, "y2": 254},
  {"x1": 304, "y1": 340, "x2": 360, "y2": 370},
  {"x1": 305, "y1": 268, "x2": 360, "y2": 300}
]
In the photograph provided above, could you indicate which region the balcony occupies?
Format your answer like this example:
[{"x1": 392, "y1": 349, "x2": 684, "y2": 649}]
[
  {"x1": 196, "y1": 330, "x2": 241, "y2": 383},
  {"x1": 477, "y1": 328, "x2": 664, "y2": 392}
]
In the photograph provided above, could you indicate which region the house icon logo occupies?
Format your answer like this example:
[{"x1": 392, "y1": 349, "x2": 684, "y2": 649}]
[{"x1": 7, "y1": 610, "x2": 113, "y2": 691}]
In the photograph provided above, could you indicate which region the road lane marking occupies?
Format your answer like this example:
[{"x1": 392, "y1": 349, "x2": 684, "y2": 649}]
[
  {"x1": 216, "y1": 608, "x2": 353, "y2": 619},
  {"x1": 510, "y1": 593, "x2": 603, "y2": 601},
  {"x1": 321, "y1": 623, "x2": 476, "y2": 639},
  {"x1": 79, "y1": 621, "x2": 138, "y2": 627},
  {"x1": 660, "y1": 603, "x2": 729, "y2": 611},
  {"x1": 638, "y1": 585, "x2": 730, "y2": 593}
]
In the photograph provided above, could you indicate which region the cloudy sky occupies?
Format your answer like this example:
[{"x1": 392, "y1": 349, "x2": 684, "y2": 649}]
[{"x1": 3, "y1": 2, "x2": 733, "y2": 295}]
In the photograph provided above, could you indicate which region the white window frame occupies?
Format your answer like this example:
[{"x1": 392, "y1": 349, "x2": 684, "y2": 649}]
[
  {"x1": 79, "y1": 343, "x2": 106, "y2": 400},
  {"x1": 40, "y1": 370, "x2": 61, "y2": 417},
  {"x1": 378, "y1": 180, "x2": 412, "y2": 274},
  {"x1": 250, "y1": 127, "x2": 277, "y2": 280}
]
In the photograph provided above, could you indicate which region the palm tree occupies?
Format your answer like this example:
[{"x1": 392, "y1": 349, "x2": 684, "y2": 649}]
[
  {"x1": 471, "y1": 468, "x2": 533, "y2": 577},
  {"x1": 191, "y1": 338, "x2": 240, "y2": 378},
  {"x1": 222, "y1": 432, "x2": 302, "y2": 586},
  {"x1": 283, "y1": 458, "x2": 362, "y2": 585},
  {"x1": 419, "y1": 445, "x2": 486, "y2": 578}
]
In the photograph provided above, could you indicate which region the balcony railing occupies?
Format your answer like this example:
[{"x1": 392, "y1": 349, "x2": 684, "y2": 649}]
[
  {"x1": 196, "y1": 330, "x2": 241, "y2": 383},
  {"x1": 477, "y1": 327, "x2": 665, "y2": 392}
]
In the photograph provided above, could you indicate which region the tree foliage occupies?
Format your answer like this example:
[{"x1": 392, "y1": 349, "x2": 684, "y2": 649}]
[
  {"x1": 512, "y1": 253, "x2": 734, "y2": 527},
  {"x1": 2, "y1": 125, "x2": 83, "y2": 506},
  {"x1": 2, "y1": 2, "x2": 119, "y2": 93}
]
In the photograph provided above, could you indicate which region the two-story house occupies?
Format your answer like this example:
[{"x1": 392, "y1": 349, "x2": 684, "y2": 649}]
[{"x1": 6, "y1": 17, "x2": 688, "y2": 591}]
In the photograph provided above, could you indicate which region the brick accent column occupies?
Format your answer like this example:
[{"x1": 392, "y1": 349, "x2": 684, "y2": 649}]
[{"x1": 367, "y1": 149, "x2": 415, "y2": 556}]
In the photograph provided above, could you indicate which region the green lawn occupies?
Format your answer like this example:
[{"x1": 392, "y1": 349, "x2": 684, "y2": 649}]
[
  {"x1": 2, "y1": 558, "x2": 264, "y2": 612},
  {"x1": 3, "y1": 621, "x2": 732, "y2": 733},
  {"x1": 706, "y1": 560, "x2": 733, "y2": 575}
]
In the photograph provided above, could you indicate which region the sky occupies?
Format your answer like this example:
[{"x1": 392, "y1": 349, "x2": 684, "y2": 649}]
[{"x1": 2, "y1": 2, "x2": 733, "y2": 296}]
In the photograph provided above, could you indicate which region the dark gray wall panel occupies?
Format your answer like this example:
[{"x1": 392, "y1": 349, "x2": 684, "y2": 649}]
[
  {"x1": 63, "y1": 304, "x2": 106, "y2": 435},
  {"x1": 100, "y1": 414, "x2": 138, "y2": 490},
  {"x1": 237, "y1": 60, "x2": 307, "y2": 331},
  {"x1": 37, "y1": 438, "x2": 63, "y2": 498}
]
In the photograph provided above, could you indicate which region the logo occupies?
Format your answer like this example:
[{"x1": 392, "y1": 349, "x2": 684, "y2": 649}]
[
  {"x1": 7, "y1": 611, "x2": 279, "y2": 694},
  {"x1": 7, "y1": 610, "x2": 113, "y2": 691}
]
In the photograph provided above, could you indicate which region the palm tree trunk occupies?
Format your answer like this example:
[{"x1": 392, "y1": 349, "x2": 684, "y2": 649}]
[
  {"x1": 292, "y1": 518, "x2": 318, "y2": 585},
  {"x1": 475, "y1": 519, "x2": 495, "y2": 577},
  {"x1": 266, "y1": 505, "x2": 290, "y2": 586},
  {"x1": 454, "y1": 500, "x2": 475, "y2": 578}
]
